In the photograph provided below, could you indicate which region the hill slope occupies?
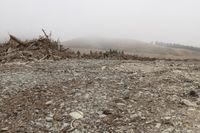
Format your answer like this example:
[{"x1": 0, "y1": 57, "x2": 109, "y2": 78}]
[{"x1": 63, "y1": 37, "x2": 200, "y2": 59}]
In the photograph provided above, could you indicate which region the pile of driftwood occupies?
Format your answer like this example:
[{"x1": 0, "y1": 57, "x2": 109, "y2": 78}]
[
  {"x1": 0, "y1": 31, "x2": 74, "y2": 63},
  {"x1": 0, "y1": 30, "x2": 179, "y2": 63}
]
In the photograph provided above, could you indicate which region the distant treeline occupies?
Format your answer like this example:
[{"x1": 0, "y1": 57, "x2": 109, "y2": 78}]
[
  {"x1": 66, "y1": 48, "x2": 199, "y2": 61},
  {"x1": 67, "y1": 49, "x2": 157, "y2": 61},
  {"x1": 154, "y1": 41, "x2": 200, "y2": 52}
]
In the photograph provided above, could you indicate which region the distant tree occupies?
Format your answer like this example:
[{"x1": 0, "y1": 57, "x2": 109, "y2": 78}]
[
  {"x1": 82, "y1": 53, "x2": 87, "y2": 58},
  {"x1": 77, "y1": 50, "x2": 81, "y2": 58},
  {"x1": 103, "y1": 52, "x2": 109, "y2": 58},
  {"x1": 99, "y1": 51, "x2": 103, "y2": 57},
  {"x1": 109, "y1": 49, "x2": 112, "y2": 55},
  {"x1": 90, "y1": 50, "x2": 93, "y2": 56}
]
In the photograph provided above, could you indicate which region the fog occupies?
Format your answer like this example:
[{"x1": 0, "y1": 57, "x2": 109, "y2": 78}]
[{"x1": 0, "y1": 0, "x2": 200, "y2": 46}]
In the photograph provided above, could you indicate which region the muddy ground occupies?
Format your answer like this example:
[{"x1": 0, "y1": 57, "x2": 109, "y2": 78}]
[{"x1": 0, "y1": 59, "x2": 200, "y2": 133}]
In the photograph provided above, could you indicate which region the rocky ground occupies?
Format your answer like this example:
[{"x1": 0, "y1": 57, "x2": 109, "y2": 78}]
[{"x1": 0, "y1": 59, "x2": 200, "y2": 133}]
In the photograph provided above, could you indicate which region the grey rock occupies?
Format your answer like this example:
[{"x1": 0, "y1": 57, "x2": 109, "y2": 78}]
[
  {"x1": 45, "y1": 100, "x2": 53, "y2": 106},
  {"x1": 162, "y1": 127, "x2": 175, "y2": 133},
  {"x1": 46, "y1": 116, "x2": 53, "y2": 122},
  {"x1": 181, "y1": 99, "x2": 197, "y2": 107},
  {"x1": 1, "y1": 127, "x2": 9, "y2": 132},
  {"x1": 69, "y1": 111, "x2": 84, "y2": 119},
  {"x1": 72, "y1": 129, "x2": 82, "y2": 133},
  {"x1": 60, "y1": 123, "x2": 70, "y2": 131},
  {"x1": 155, "y1": 123, "x2": 162, "y2": 128}
]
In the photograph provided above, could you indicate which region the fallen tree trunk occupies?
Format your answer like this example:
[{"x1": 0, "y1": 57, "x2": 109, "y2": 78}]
[{"x1": 9, "y1": 35, "x2": 25, "y2": 46}]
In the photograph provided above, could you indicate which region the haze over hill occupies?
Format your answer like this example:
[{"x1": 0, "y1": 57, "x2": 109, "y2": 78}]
[{"x1": 63, "y1": 37, "x2": 200, "y2": 59}]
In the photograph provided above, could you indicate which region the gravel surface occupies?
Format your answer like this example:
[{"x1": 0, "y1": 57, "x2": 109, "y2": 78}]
[{"x1": 0, "y1": 59, "x2": 200, "y2": 133}]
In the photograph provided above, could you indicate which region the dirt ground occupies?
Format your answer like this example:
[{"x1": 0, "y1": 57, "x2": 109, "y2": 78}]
[{"x1": 0, "y1": 59, "x2": 200, "y2": 133}]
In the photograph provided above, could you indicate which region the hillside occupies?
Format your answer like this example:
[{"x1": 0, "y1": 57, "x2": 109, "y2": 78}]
[{"x1": 63, "y1": 37, "x2": 200, "y2": 59}]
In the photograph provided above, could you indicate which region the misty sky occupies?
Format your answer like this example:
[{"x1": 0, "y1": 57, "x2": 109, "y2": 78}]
[{"x1": 0, "y1": 0, "x2": 200, "y2": 46}]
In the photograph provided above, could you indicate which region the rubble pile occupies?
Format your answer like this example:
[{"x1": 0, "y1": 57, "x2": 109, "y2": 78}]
[{"x1": 0, "y1": 33, "x2": 74, "y2": 63}]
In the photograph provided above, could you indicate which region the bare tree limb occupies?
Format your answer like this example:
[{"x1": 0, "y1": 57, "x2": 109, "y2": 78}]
[{"x1": 42, "y1": 29, "x2": 49, "y2": 39}]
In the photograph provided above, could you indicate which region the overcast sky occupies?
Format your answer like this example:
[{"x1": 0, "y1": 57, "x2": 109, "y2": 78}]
[{"x1": 0, "y1": 0, "x2": 200, "y2": 46}]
